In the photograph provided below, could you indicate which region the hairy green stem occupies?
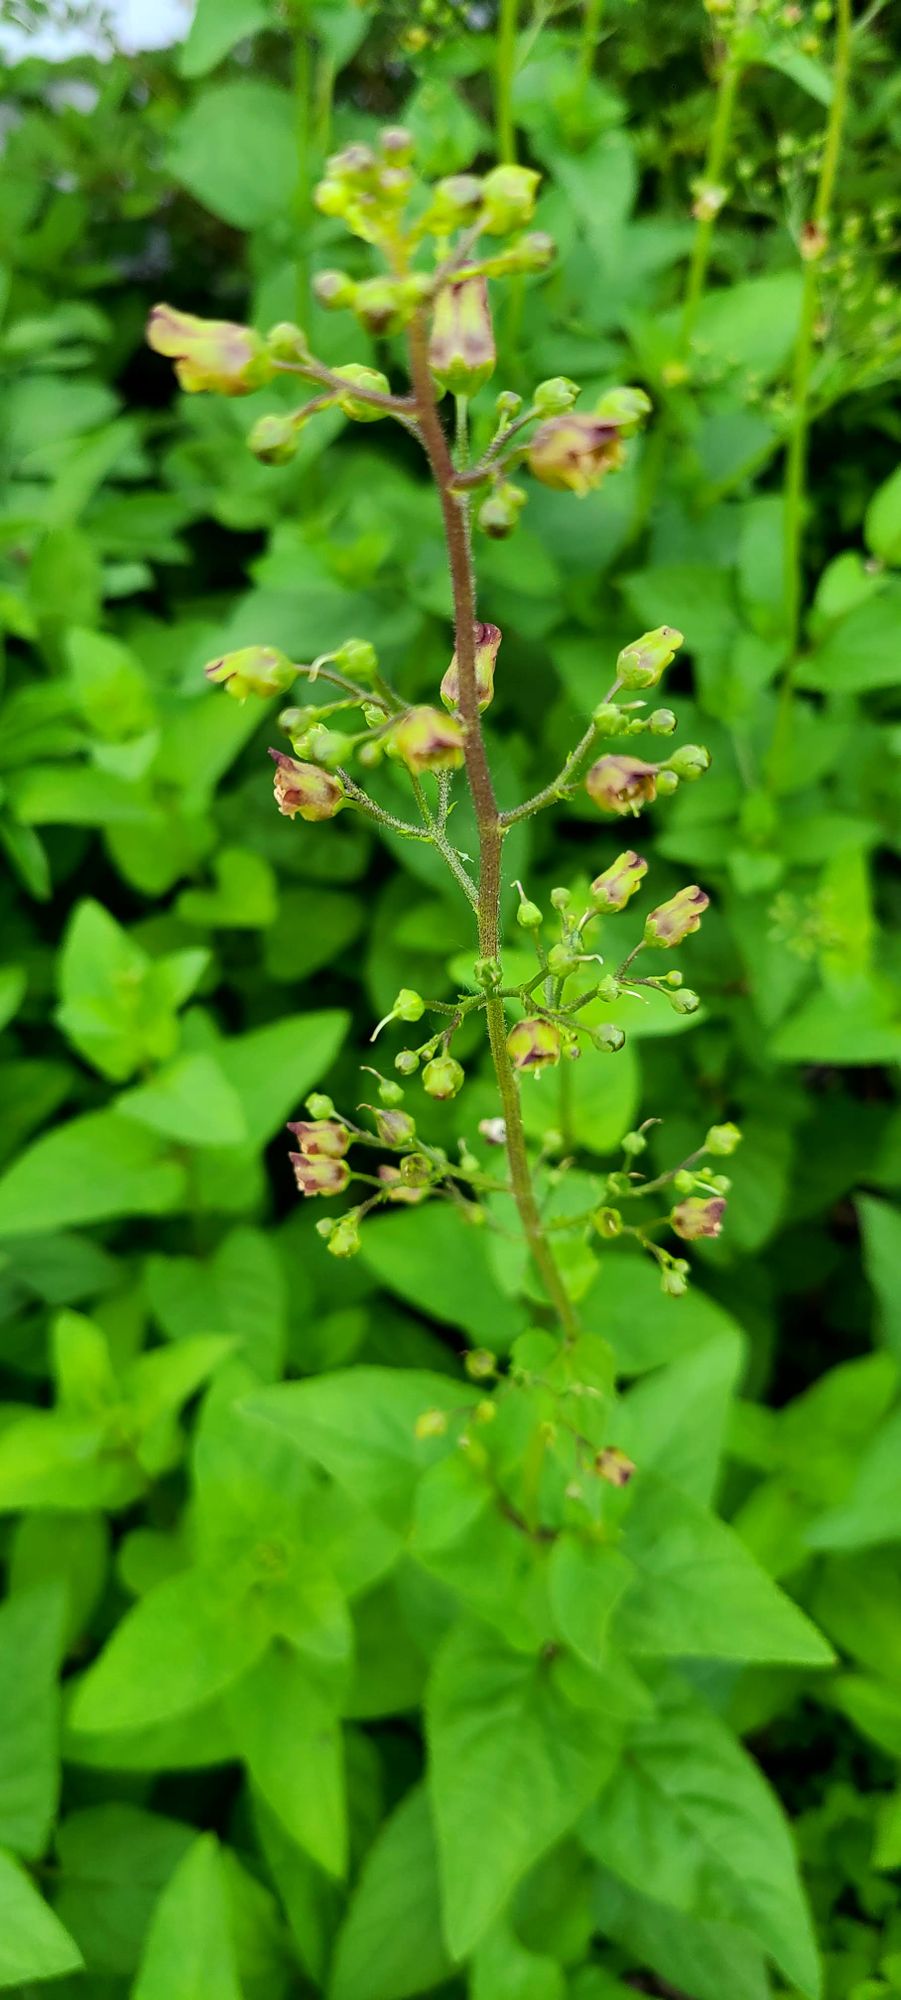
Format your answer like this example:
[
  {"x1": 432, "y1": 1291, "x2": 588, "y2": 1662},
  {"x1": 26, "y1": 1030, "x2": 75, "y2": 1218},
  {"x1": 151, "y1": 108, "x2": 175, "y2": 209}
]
[
  {"x1": 770, "y1": 0, "x2": 853, "y2": 775},
  {"x1": 406, "y1": 314, "x2": 577, "y2": 1336},
  {"x1": 496, "y1": 0, "x2": 519, "y2": 164},
  {"x1": 680, "y1": 51, "x2": 742, "y2": 350}
]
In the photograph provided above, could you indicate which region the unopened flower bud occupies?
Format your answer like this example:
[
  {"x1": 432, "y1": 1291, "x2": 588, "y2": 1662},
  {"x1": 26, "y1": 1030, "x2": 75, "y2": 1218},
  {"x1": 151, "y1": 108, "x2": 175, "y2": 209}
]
[
  {"x1": 313, "y1": 269, "x2": 356, "y2": 311},
  {"x1": 441, "y1": 622, "x2": 502, "y2": 714},
  {"x1": 330, "y1": 637, "x2": 377, "y2": 683},
  {"x1": 376, "y1": 1078, "x2": 405, "y2": 1107},
  {"x1": 705, "y1": 1122, "x2": 742, "y2": 1156},
  {"x1": 295, "y1": 724, "x2": 354, "y2": 769},
  {"x1": 596, "y1": 1446, "x2": 635, "y2": 1487},
  {"x1": 586, "y1": 756, "x2": 661, "y2": 816},
  {"x1": 396, "y1": 989, "x2": 426, "y2": 1023},
  {"x1": 655, "y1": 770, "x2": 680, "y2": 797},
  {"x1": 622, "y1": 1130, "x2": 647, "y2": 1156},
  {"x1": 669, "y1": 988, "x2": 700, "y2": 1015},
  {"x1": 268, "y1": 750, "x2": 344, "y2": 821},
  {"x1": 590, "y1": 850, "x2": 648, "y2": 910},
  {"x1": 644, "y1": 885, "x2": 710, "y2": 947},
  {"x1": 429, "y1": 276, "x2": 496, "y2": 397},
  {"x1": 648, "y1": 708, "x2": 677, "y2": 734},
  {"x1": 429, "y1": 174, "x2": 484, "y2": 229},
  {"x1": 474, "y1": 956, "x2": 503, "y2": 989},
  {"x1": 547, "y1": 942, "x2": 580, "y2": 975},
  {"x1": 592, "y1": 702, "x2": 627, "y2": 736},
  {"x1": 379, "y1": 124, "x2": 413, "y2": 160},
  {"x1": 506, "y1": 1017, "x2": 562, "y2": 1073},
  {"x1": 422, "y1": 1055, "x2": 464, "y2": 1100},
  {"x1": 661, "y1": 1262, "x2": 689, "y2": 1297},
  {"x1": 206, "y1": 645, "x2": 296, "y2": 700},
  {"x1": 478, "y1": 483, "x2": 526, "y2": 537},
  {"x1": 508, "y1": 231, "x2": 555, "y2": 272},
  {"x1": 593, "y1": 1024, "x2": 626, "y2": 1053},
  {"x1": 415, "y1": 1408, "x2": 449, "y2": 1440},
  {"x1": 529, "y1": 415, "x2": 625, "y2": 497},
  {"x1": 327, "y1": 1211, "x2": 362, "y2": 1257},
  {"x1": 395, "y1": 1050, "x2": 420, "y2": 1075},
  {"x1": 691, "y1": 181, "x2": 728, "y2": 223},
  {"x1": 617, "y1": 625, "x2": 684, "y2": 691},
  {"x1": 378, "y1": 1165, "x2": 426, "y2": 1204},
  {"x1": 390, "y1": 706, "x2": 465, "y2": 773},
  {"x1": 496, "y1": 390, "x2": 523, "y2": 419},
  {"x1": 671, "y1": 1195, "x2": 726, "y2": 1240},
  {"x1": 593, "y1": 1206, "x2": 623, "y2": 1237},
  {"x1": 474, "y1": 1400, "x2": 496, "y2": 1426},
  {"x1": 550, "y1": 887, "x2": 571, "y2": 911},
  {"x1": 306, "y1": 1093, "x2": 335, "y2": 1120},
  {"x1": 266, "y1": 321, "x2": 309, "y2": 362},
  {"x1": 595, "y1": 975, "x2": 620, "y2": 1002},
  {"x1": 353, "y1": 278, "x2": 408, "y2": 336},
  {"x1": 594, "y1": 386, "x2": 652, "y2": 435},
  {"x1": 286, "y1": 1118, "x2": 350, "y2": 1158},
  {"x1": 247, "y1": 409, "x2": 311, "y2": 465},
  {"x1": 399, "y1": 1152, "x2": 432, "y2": 1187},
  {"x1": 331, "y1": 364, "x2": 391, "y2": 423},
  {"x1": 465, "y1": 1348, "x2": 497, "y2": 1380},
  {"x1": 290, "y1": 1152, "x2": 350, "y2": 1197},
  {"x1": 517, "y1": 900, "x2": 543, "y2": 930},
  {"x1": 672, "y1": 1169, "x2": 696, "y2": 1197},
  {"x1": 667, "y1": 743, "x2": 710, "y2": 781},
  {"x1": 147, "y1": 304, "x2": 273, "y2": 395},
  {"x1": 533, "y1": 376, "x2": 580, "y2": 416},
  {"x1": 373, "y1": 1107, "x2": 416, "y2": 1145},
  {"x1": 480, "y1": 163, "x2": 541, "y2": 234}
]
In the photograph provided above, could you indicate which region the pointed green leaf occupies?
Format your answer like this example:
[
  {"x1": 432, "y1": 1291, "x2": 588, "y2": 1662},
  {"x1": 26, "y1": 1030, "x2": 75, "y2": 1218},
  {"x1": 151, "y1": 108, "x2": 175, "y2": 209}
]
[
  {"x1": 69, "y1": 1570, "x2": 269, "y2": 1735},
  {"x1": 133, "y1": 1834, "x2": 243, "y2": 2000},
  {"x1": 329, "y1": 1785, "x2": 452, "y2": 2000}
]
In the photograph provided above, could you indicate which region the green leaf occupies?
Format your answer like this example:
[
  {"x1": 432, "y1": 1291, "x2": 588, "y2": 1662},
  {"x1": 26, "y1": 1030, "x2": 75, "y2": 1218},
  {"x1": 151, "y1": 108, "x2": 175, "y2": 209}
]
[
  {"x1": 0, "y1": 1584, "x2": 65, "y2": 1858},
  {"x1": 133, "y1": 1834, "x2": 243, "y2": 2000},
  {"x1": 0, "y1": 1112, "x2": 185, "y2": 1238},
  {"x1": 216, "y1": 1010, "x2": 349, "y2": 1148},
  {"x1": 615, "y1": 1473, "x2": 834, "y2": 1664},
  {"x1": 55, "y1": 901, "x2": 199, "y2": 1082},
  {"x1": 361, "y1": 1203, "x2": 523, "y2": 1347},
  {"x1": 760, "y1": 39, "x2": 834, "y2": 105},
  {"x1": 593, "y1": 1867, "x2": 770, "y2": 2000},
  {"x1": 244, "y1": 1368, "x2": 473, "y2": 1531},
  {"x1": 581, "y1": 1673, "x2": 820, "y2": 1996},
  {"x1": 329, "y1": 1784, "x2": 452, "y2": 2000},
  {"x1": 69, "y1": 1570, "x2": 269, "y2": 1735},
  {"x1": 548, "y1": 1536, "x2": 634, "y2": 1670},
  {"x1": 168, "y1": 80, "x2": 296, "y2": 229},
  {"x1": 54, "y1": 1804, "x2": 196, "y2": 1977},
  {"x1": 0, "y1": 1847, "x2": 83, "y2": 1988},
  {"x1": 471, "y1": 1916, "x2": 565, "y2": 2000},
  {"x1": 427, "y1": 1620, "x2": 624, "y2": 1958},
  {"x1": 146, "y1": 1227, "x2": 288, "y2": 1380},
  {"x1": 178, "y1": 0, "x2": 272, "y2": 77},
  {"x1": 806, "y1": 1405, "x2": 901, "y2": 1553},
  {"x1": 865, "y1": 461, "x2": 901, "y2": 564},
  {"x1": 520, "y1": 1041, "x2": 640, "y2": 1156},
  {"x1": 619, "y1": 1331, "x2": 744, "y2": 1505},
  {"x1": 118, "y1": 1054, "x2": 249, "y2": 1149},
  {"x1": 796, "y1": 583, "x2": 901, "y2": 692},
  {"x1": 65, "y1": 626, "x2": 154, "y2": 742},
  {"x1": 176, "y1": 848, "x2": 278, "y2": 930},
  {"x1": 857, "y1": 1196, "x2": 901, "y2": 1357},
  {"x1": 227, "y1": 1647, "x2": 346, "y2": 1879},
  {"x1": 690, "y1": 272, "x2": 803, "y2": 380}
]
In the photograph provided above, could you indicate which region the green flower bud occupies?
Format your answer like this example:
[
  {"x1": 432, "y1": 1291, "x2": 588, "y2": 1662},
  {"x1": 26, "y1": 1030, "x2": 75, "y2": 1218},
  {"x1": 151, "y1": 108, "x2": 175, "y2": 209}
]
[
  {"x1": 315, "y1": 1216, "x2": 336, "y2": 1241},
  {"x1": 327, "y1": 1211, "x2": 362, "y2": 1257},
  {"x1": 669, "y1": 988, "x2": 700, "y2": 1015},
  {"x1": 547, "y1": 942, "x2": 580, "y2": 974},
  {"x1": 474, "y1": 957, "x2": 503, "y2": 990},
  {"x1": 247, "y1": 408, "x2": 316, "y2": 466},
  {"x1": 480, "y1": 163, "x2": 541, "y2": 234},
  {"x1": 269, "y1": 751, "x2": 345, "y2": 822},
  {"x1": 617, "y1": 625, "x2": 684, "y2": 691},
  {"x1": 390, "y1": 705, "x2": 465, "y2": 773},
  {"x1": 667, "y1": 744, "x2": 711, "y2": 781},
  {"x1": 474, "y1": 1399, "x2": 496, "y2": 1426},
  {"x1": 400, "y1": 1151, "x2": 433, "y2": 1186},
  {"x1": 672, "y1": 1169, "x2": 695, "y2": 1196},
  {"x1": 593, "y1": 703, "x2": 630, "y2": 737},
  {"x1": 590, "y1": 850, "x2": 648, "y2": 910},
  {"x1": 595, "y1": 975, "x2": 621, "y2": 1002},
  {"x1": 592, "y1": 1024, "x2": 626, "y2": 1052},
  {"x1": 395, "y1": 1050, "x2": 420, "y2": 1075},
  {"x1": 516, "y1": 897, "x2": 543, "y2": 929},
  {"x1": 648, "y1": 708, "x2": 677, "y2": 734},
  {"x1": 305, "y1": 1092, "x2": 336, "y2": 1119},
  {"x1": 671, "y1": 1195, "x2": 726, "y2": 1240},
  {"x1": 377, "y1": 1078, "x2": 405, "y2": 1107},
  {"x1": 147, "y1": 304, "x2": 273, "y2": 396},
  {"x1": 506, "y1": 1017, "x2": 562, "y2": 1073},
  {"x1": 621, "y1": 1130, "x2": 647, "y2": 1156},
  {"x1": 594, "y1": 386, "x2": 652, "y2": 435},
  {"x1": 395, "y1": 989, "x2": 425, "y2": 1023},
  {"x1": 313, "y1": 269, "x2": 356, "y2": 311},
  {"x1": 477, "y1": 483, "x2": 527, "y2": 537},
  {"x1": 465, "y1": 1348, "x2": 497, "y2": 1380},
  {"x1": 441, "y1": 621, "x2": 502, "y2": 714},
  {"x1": 333, "y1": 636, "x2": 378, "y2": 680},
  {"x1": 266, "y1": 321, "x2": 309, "y2": 362},
  {"x1": 429, "y1": 174, "x2": 484, "y2": 229},
  {"x1": 593, "y1": 1206, "x2": 623, "y2": 1237},
  {"x1": 331, "y1": 363, "x2": 392, "y2": 423},
  {"x1": 206, "y1": 645, "x2": 296, "y2": 700},
  {"x1": 314, "y1": 177, "x2": 350, "y2": 219},
  {"x1": 655, "y1": 769, "x2": 680, "y2": 797},
  {"x1": 496, "y1": 390, "x2": 523, "y2": 418},
  {"x1": 379, "y1": 125, "x2": 414, "y2": 160},
  {"x1": 533, "y1": 376, "x2": 580, "y2": 416},
  {"x1": 550, "y1": 887, "x2": 571, "y2": 911},
  {"x1": 586, "y1": 755, "x2": 661, "y2": 816},
  {"x1": 644, "y1": 885, "x2": 710, "y2": 947},
  {"x1": 428, "y1": 276, "x2": 496, "y2": 397},
  {"x1": 415, "y1": 1407, "x2": 449, "y2": 1440},
  {"x1": 294, "y1": 723, "x2": 355, "y2": 768},
  {"x1": 660, "y1": 1264, "x2": 688, "y2": 1297},
  {"x1": 705, "y1": 1122, "x2": 742, "y2": 1156},
  {"x1": 373, "y1": 1107, "x2": 417, "y2": 1145},
  {"x1": 422, "y1": 1055, "x2": 464, "y2": 1100},
  {"x1": 506, "y1": 231, "x2": 555, "y2": 272},
  {"x1": 664, "y1": 970, "x2": 683, "y2": 987}
]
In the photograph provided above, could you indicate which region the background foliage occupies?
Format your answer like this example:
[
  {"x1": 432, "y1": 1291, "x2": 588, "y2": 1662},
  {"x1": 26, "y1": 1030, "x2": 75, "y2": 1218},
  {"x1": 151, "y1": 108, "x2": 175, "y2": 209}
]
[{"x1": 0, "y1": 0, "x2": 900, "y2": 1995}]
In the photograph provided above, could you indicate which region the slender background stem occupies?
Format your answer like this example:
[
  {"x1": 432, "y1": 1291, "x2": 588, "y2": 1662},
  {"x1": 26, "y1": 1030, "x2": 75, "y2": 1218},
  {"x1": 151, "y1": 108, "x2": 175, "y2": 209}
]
[{"x1": 495, "y1": 0, "x2": 519, "y2": 165}]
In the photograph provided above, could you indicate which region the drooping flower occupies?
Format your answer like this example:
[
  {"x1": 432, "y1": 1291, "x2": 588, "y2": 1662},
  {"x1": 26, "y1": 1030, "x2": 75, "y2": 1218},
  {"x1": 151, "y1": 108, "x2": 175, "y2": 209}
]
[
  {"x1": 670, "y1": 1195, "x2": 726, "y2": 1240},
  {"x1": 528, "y1": 414, "x2": 624, "y2": 497},
  {"x1": 429, "y1": 277, "x2": 496, "y2": 397},
  {"x1": 290, "y1": 1153, "x2": 350, "y2": 1197},
  {"x1": 286, "y1": 1119, "x2": 350, "y2": 1159},
  {"x1": 586, "y1": 756, "x2": 661, "y2": 816},
  {"x1": 147, "y1": 305, "x2": 273, "y2": 395},
  {"x1": 440, "y1": 623, "x2": 502, "y2": 714},
  {"x1": 590, "y1": 851, "x2": 648, "y2": 910},
  {"x1": 390, "y1": 706, "x2": 465, "y2": 774},
  {"x1": 506, "y1": 1017, "x2": 562, "y2": 1073},
  {"x1": 644, "y1": 886, "x2": 710, "y2": 947},
  {"x1": 205, "y1": 646, "x2": 296, "y2": 700},
  {"x1": 268, "y1": 751, "x2": 344, "y2": 821}
]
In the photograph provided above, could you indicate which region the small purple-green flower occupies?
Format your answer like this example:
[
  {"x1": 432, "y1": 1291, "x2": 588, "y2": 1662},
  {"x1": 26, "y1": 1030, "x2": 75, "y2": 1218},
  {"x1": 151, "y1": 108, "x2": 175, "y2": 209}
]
[{"x1": 644, "y1": 885, "x2": 710, "y2": 947}]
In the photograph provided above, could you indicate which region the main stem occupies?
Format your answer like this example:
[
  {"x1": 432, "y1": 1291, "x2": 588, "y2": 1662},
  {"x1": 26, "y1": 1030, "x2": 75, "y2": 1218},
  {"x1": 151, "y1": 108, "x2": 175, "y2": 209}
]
[{"x1": 406, "y1": 316, "x2": 577, "y2": 1336}]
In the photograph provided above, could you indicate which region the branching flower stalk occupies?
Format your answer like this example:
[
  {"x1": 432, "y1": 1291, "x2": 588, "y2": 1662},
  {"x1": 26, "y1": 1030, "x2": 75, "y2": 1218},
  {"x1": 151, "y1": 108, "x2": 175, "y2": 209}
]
[{"x1": 147, "y1": 135, "x2": 737, "y2": 1342}]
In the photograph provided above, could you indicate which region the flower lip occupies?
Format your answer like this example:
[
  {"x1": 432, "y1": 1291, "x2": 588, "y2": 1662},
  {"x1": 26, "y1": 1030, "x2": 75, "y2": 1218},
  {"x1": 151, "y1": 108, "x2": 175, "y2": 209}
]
[
  {"x1": 285, "y1": 1119, "x2": 350, "y2": 1158},
  {"x1": 268, "y1": 750, "x2": 344, "y2": 821},
  {"x1": 289, "y1": 1152, "x2": 350, "y2": 1197},
  {"x1": 671, "y1": 1195, "x2": 727, "y2": 1240}
]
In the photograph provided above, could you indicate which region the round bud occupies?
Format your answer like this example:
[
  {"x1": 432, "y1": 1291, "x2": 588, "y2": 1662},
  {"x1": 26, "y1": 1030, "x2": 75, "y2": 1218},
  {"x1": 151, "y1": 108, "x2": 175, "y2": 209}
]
[
  {"x1": 593, "y1": 1206, "x2": 623, "y2": 1238},
  {"x1": 672, "y1": 1169, "x2": 695, "y2": 1196},
  {"x1": 514, "y1": 231, "x2": 555, "y2": 270},
  {"x1": 648, "y1": 708, "x2": 677, "y2": 734},
  {"x1": 547, "y1": 942, "x2": 579, "y2": 974},
  {"x1": 517, "y1": 898, "x2": 543, "y2": 930},
  {"x1": 327, "y1": 1212, "x2": 361, "y2": 1258},
  {"x1": 465, "y1": 1348, "x2": 497, "y2": 1381},
  {"x1": 379, "y1": 124, "x2": 413, "y2": 158},
  {"x1": 474, "y1": 1399, "x2": 496, "y2": 1426},
  {"x1": 378, "y1": 1078, "x2": 405, "y2": 1107},
  {"x1": 593, "y1": 1024, "x2": 626, "y2": 1052},
  {"x1": 334, "y1": 636, "x2": 378, "y2": 680},
  {"x1": 315, "y1": 1216, "x2": 336, "y2": 1241},
  {"x1": 670, "y1": 988, "x2": 700, "y2": 1015},
  {"x1": 422, "y1": 1055, "x2": 464, "y2": 1100},
  {"x1": 496, "y1": 389, "x2": 523, "y2": 418},
  {"x1": 705, "y1": 1122, "x2": 742, "y2": 1156},
  {"x1": 533, "y1": 376, "x2": 580, "y2": 416},
  {"x1": 621, "y1": 1130, "x2": 647, "y2": 1157},
  {"x1": 306, "y1": 1092, "x2": 335, "y2": 1120},
  {"x1": 394, "y1": 988, "x2": 425, "y2": 1023},
  {"x1": 266, "y1": 321, "x2": 308, "y2": 361},
  {"x1": 400, "y1": 1152, "x2": 432, "y2": 1187},
  {"x1": 592, "y1": 702, "x2": 626, "y2": 735},
  {"x1": 667, "y1": 743, "x2": 711, "y2": 781},
  {"x1": 474, "y1": 957, "x2": 503, "y2": 990},
  {"x1": 655, "y1": 769, "x2": 680, "y2": 797},
  {"x1": 595, "y1": 975, "x2": 620, "y2": 1003},
  {"x1": 313, "y1": 270, "x2": 355, "y2": 311},
  {"x1": 661, "y1": 1265, "x2": 688, "y2": 1297},
  {"x1": 550, "y1": 886, "x2": 571, "y2": 911},
  {"x1": 395, "y1": 1050, "x2": 420, "y2": 1075},
  {"x1": 664, "y1": 970, "x2": 683, "y2": 988}
]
